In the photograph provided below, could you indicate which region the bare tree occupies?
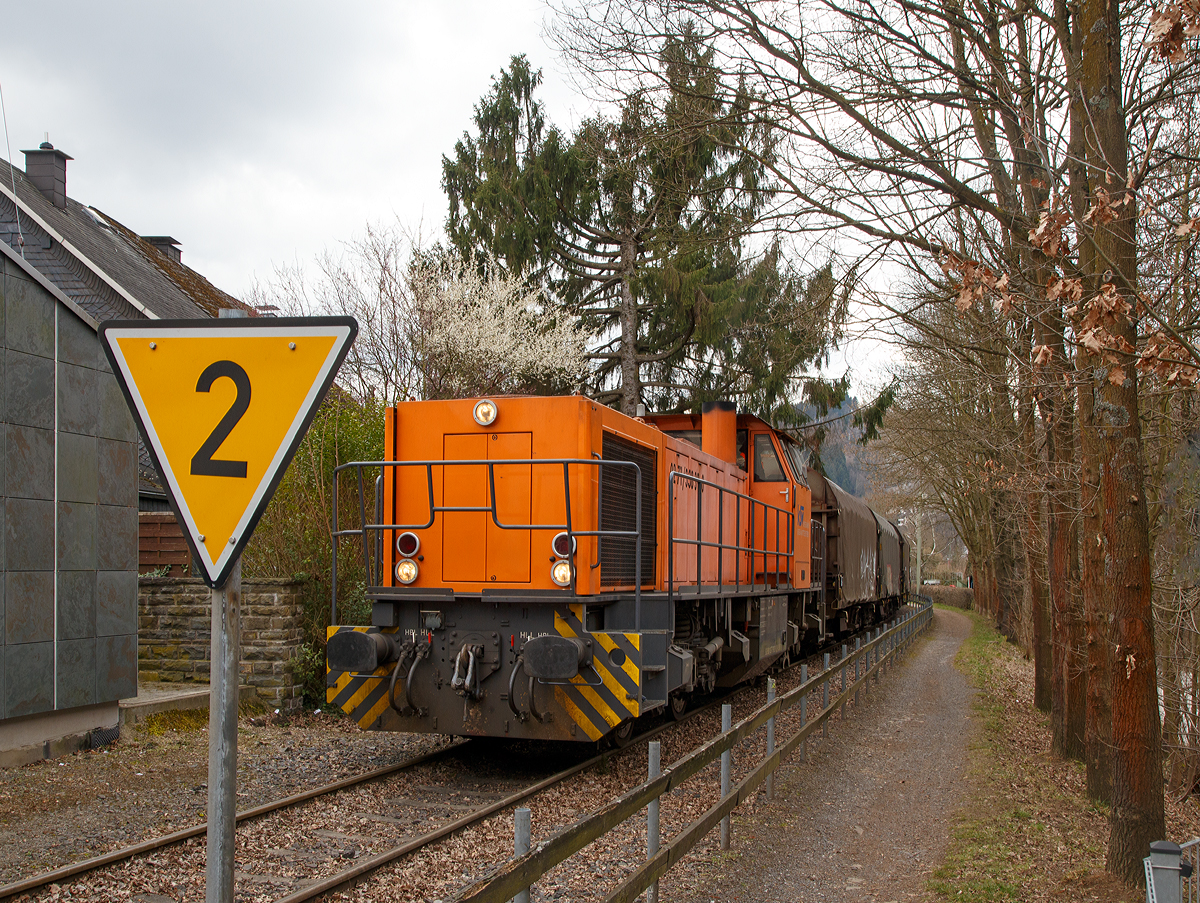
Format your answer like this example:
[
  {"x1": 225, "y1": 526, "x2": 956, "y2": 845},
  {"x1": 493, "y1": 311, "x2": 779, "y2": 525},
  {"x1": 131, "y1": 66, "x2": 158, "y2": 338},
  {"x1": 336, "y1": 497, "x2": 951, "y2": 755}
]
[{"x1": 548, "y1": 0, "x2": 1199, "y2": 877}]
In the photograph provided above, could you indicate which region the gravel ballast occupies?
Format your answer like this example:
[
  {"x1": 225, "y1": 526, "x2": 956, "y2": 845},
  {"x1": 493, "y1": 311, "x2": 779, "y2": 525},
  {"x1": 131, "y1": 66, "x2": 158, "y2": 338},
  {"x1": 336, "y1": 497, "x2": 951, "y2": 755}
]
[{"x1": 2, "y1": 611, "x2": 955, "y2": 902}]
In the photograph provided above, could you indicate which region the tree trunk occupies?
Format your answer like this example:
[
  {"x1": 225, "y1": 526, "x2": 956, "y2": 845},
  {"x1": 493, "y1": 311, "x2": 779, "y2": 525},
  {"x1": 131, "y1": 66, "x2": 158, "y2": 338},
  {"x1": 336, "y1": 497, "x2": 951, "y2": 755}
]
[
  {"x1": 618, "y1": 234, "x2": 639, "y2": 416},
  {"x1": 1072, "y1": 0, "x2": 1165, "y2": 879},
  {"x1": 1079, "y1": 354, "x2": 1113, "y2": 803},
  {"x1": 1028, "y1": 492, "x2": 1052, "y2": 710},
  {"x1": 1046, "y1": 371, "x2": 1084, "y2": 759}
]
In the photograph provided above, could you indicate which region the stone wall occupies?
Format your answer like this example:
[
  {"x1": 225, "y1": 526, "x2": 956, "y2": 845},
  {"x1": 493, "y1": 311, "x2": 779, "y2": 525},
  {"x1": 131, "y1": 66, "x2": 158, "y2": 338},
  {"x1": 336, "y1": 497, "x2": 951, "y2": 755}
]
[{"x1": 138, "y1": 576, "x2": 307, "y2": 711}]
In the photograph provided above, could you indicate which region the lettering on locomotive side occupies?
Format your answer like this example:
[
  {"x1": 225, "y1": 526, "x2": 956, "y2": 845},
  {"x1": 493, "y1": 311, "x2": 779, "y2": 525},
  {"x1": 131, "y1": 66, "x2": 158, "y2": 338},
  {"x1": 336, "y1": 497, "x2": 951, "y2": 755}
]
[{"x1": 670, "y1": 464, "x2": 703, "y2": 490}]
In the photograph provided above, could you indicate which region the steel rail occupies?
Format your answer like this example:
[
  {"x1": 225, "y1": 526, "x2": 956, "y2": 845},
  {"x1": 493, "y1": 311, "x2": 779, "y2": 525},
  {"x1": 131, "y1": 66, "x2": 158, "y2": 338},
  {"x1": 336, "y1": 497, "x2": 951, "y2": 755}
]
[
  {"x1": 268, "y1": 611, "x2": 905, "y2": 903},
  {"x1": 269, "y1": 686, "x2": 752, "y2": 903},
  {"x1": 0, "y1": 739, "x2": 467, "y2": 901},
  {"x1": 1, "y1": 609, "x2": 906, "y2": 902}
]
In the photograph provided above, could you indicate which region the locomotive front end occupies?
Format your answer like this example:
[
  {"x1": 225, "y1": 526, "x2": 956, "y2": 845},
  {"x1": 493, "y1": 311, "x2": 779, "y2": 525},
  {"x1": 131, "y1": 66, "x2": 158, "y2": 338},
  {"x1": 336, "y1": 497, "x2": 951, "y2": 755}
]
[{"x1": 325, "y1": 395, "x2": 659, "y2": 742}]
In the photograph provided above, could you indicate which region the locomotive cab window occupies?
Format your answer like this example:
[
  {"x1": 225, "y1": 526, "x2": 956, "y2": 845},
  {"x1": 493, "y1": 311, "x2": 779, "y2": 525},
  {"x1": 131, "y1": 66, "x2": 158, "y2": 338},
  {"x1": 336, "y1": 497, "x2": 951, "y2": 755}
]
[
  {"x1": 781, "y1": 439, "x2": 810, "y2": 487},
  {"x1": 753, "y1": 434, "x2": 787, "y2": 482},
  {"x1": 736, "y1": 429, "x2": 748, "y2": 471}
]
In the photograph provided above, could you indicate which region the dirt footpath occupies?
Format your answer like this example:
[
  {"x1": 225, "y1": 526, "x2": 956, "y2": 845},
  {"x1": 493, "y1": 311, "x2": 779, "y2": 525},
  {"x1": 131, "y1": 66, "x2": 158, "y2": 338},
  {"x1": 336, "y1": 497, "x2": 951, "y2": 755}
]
[{"x1": 664, "y1": 607, "x2": 974, "y2": 902}]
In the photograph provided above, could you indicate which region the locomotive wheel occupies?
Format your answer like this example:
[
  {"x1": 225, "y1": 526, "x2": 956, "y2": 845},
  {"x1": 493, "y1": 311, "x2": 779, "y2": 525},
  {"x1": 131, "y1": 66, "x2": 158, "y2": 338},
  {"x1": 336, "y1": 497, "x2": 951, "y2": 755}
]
[
  {"x1": 669, "y1": 694, "x2": 688, "y2": 721},
  {"x1": 610, "y1": 719, "x2": 635, "y2": 748}
]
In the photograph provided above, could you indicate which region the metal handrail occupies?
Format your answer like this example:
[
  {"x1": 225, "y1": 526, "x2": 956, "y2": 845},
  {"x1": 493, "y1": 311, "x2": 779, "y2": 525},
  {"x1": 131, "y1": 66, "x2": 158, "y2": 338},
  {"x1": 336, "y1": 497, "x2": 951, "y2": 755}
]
[
  {"x1": 666, "y1": 469, "x2": 796, "y2": 605},
  {"x1": 450, "y1": 600, "x2": 935, "y2": 903},
  {"x1": 330, "y1": 458, "x2": 643, "y2": 631}
]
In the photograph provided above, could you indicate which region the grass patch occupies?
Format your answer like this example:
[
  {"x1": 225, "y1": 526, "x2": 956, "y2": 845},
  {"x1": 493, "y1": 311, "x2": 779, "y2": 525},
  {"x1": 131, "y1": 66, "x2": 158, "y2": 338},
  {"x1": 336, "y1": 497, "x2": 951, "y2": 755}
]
[{"x1": 141, "y1": 707, "x2": 210, "y2": 735}]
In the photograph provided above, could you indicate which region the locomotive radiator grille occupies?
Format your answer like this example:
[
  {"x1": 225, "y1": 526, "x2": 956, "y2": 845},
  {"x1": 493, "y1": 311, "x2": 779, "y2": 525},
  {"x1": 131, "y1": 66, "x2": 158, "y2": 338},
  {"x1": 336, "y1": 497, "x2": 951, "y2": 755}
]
[
  {"x1": 599, "y1": 432, "x2": 658, "y2": 587},
  {"x1": 554, "y1": 604, "x2": 641, "y2": 741},
  {"x1": 326, "y1": 625, "x2": 395, "y2": 729}
]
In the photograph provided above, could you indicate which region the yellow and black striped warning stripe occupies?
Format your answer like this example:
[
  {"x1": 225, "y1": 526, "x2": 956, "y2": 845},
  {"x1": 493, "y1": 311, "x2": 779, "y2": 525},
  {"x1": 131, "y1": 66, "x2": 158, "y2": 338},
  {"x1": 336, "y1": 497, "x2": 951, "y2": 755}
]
[
  {"x1": 553, "y1": 605, "x2": 642, "y2": 741},
  {"x1": 326, "y1": 625, "x2": 397, "y2": 730}
]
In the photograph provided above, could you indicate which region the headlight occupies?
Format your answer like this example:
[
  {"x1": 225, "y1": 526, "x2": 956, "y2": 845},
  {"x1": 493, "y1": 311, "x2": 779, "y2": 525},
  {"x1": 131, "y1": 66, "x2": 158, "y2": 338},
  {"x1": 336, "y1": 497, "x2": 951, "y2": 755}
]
[
  {"x1": 473, "y1": 398, "x2": 498, "y2": 426},
  {"x1": 396, "y1": 531, "x2": 420, "y2": 557},
  {"x1": 552, "y1": 531, "x2": 576, "y2": 557},
  {"x1": 395, "y1": 558, "x2": 419, "y2": 584},
  {"x1": 550, "y1": 559, "x2": 573, "y2": 587}
]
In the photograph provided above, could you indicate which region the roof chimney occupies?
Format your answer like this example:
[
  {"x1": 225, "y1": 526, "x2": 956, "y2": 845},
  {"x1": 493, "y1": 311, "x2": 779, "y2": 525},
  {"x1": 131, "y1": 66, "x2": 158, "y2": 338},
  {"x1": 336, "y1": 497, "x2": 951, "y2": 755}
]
[
  {"x1": 22, "y1": 138, "x2": 72, "y2": 208},
  {"x1": 142, "y1": 236, "x2": 182, "y2": 264}
]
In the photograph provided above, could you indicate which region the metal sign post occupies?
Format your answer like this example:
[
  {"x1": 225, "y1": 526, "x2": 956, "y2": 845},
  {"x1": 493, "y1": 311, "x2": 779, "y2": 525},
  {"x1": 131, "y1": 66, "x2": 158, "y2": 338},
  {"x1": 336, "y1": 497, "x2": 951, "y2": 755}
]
[
  {"x1": 207, "y1": 306, "x2": 244, "y2": 903},
  {"x1": 98, "y1": 310, "x2": 358, "y2": 903},
  {"x1": 207, "y1": 557, "x2": 241, "y2": 903}
]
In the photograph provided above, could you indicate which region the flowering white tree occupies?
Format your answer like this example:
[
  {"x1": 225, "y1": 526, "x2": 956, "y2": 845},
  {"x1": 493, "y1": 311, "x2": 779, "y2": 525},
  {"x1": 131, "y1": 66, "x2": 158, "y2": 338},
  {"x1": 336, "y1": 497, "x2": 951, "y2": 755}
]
[
  {"x1": 250, "y1": 223, "x2": 586, "y2": 404},
  {"x1": 411, "y1": 251, "x2": 587, "y2": 400}
]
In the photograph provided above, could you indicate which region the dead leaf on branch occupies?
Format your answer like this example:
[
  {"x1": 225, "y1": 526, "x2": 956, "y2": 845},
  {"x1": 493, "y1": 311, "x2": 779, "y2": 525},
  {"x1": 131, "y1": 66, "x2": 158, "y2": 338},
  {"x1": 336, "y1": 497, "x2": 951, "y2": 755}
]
[
  {"x1": 1146, "y1": 0, "x2": 1200, "y2": 60},
  {"x1": 1083, "y1": 186, "x2": 1131, "y2": 226},
  {"x1": 1029, "y1": 198, "x2": 1071, "y2": 256},
  {"x1": 1046, "y1": 274, "x2": 1083, "y2": 305},
  {"x1": 1137, "y1": 331, "x2": 1200, "y2": 385},
  {"x1": 1175, "y1": 217, "x2": 1200, "y2": 236},
  {"x1": 1079, "y1": 326, "x2": 1136, "y2": 364},
  {"x1": 1033, "y1": 343, "x2": 1053, "y2": 366},
  {"x1": 1108, "y1": 365, "x2": 1127, "y2": 387},
  {"x1": 940, "y1": 252, "x2": 1013, "y2": 314}
]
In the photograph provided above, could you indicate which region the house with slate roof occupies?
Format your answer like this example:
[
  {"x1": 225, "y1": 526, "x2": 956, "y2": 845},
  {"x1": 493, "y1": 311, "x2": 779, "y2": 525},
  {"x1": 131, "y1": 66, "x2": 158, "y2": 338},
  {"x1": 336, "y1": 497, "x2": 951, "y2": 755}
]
[{"x1": 0, "y1": 142, "x2": 249, "y2": 763}]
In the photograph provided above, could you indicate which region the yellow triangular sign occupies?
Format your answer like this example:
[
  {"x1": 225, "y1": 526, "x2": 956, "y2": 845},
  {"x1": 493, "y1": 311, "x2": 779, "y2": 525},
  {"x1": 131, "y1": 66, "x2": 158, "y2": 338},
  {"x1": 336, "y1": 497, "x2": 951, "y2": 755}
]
[{"x1": 101, "y1": 317, "x2": 357, "y2": 587}]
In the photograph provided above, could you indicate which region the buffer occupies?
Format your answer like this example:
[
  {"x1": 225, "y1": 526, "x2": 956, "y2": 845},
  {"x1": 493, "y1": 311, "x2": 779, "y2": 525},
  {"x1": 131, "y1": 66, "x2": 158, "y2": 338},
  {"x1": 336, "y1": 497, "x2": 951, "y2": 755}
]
[{"x1": 101, "y1": 316, "x2": 358, "y2": 587}]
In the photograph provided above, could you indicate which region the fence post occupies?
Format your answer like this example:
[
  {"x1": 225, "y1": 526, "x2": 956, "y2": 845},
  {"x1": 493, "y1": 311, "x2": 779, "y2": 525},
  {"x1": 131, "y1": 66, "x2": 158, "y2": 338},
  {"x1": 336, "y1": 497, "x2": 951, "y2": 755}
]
[
  {"x1": 720, "y1": 703, "x2": 732, "y2": 850},
  {"x1": 513, "y1": 807, "x2": 531, "y2": 903},
  {"x1": 854, "y1": 637, "x2": 861, "y2": 708},
  {"x1": 800, "y1": 664, "x2": 808, "y2": 764},
  {"x1": 822, "y1": 652, "x2": 830, "y2": 740},
  {"x1": 766, "y1": 678, "x2": 776, "y2": 800},
  {"x1": 872, "y1": 630, "x2": 879, "y2": 685},
  {"x1": 647, "y1": 741, "x2": 661, "y2": 903},
  {"x1": 840, "y1": 644, "x2": 848, "y2": 720},
  {"x1": 1147, "y1": 840, "x2": 1183, "y2": 903}
]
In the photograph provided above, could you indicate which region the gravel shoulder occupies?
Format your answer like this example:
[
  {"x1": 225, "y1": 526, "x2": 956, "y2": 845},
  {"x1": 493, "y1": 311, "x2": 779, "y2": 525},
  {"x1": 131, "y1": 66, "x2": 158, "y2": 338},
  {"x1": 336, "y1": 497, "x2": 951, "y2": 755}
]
[
  {"x1": 0, "y1": 710, "x2": 449, "y2": 886},
  {"x1": 659, "y1": 607, "x2": 973, "y2": 902}
]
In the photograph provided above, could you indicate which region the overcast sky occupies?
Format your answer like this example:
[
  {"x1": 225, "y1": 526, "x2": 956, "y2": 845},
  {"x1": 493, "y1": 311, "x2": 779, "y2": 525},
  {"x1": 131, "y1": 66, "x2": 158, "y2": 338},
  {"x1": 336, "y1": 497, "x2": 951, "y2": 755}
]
[
  {"x1": 0, "y1": 0, "x2": 892, "y2": 394},
  {"x1": 0, "y1": 0, "x2": 586, "y2": 298}
]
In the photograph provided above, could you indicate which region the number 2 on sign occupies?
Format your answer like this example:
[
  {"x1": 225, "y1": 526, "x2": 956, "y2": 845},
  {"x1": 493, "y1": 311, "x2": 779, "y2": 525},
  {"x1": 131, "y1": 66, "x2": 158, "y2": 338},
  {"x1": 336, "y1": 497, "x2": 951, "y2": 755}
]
[{"x1": 191, "y1": 360, "x2": 251, "y2": 478}]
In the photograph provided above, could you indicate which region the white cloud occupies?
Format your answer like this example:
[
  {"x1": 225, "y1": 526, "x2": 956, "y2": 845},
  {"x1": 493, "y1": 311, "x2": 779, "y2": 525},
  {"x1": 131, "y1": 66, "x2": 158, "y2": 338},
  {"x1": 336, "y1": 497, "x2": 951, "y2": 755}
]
[{"x1": 0, "y1": 0, "x2": 585, "y2": 296}]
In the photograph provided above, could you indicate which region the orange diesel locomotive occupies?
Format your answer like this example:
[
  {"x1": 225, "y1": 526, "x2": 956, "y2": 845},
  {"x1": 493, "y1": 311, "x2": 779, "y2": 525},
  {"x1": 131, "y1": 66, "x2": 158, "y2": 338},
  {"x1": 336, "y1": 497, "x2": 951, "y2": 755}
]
[{"x1": 325, "y1": 396, "x2": 905, "y2": 743}]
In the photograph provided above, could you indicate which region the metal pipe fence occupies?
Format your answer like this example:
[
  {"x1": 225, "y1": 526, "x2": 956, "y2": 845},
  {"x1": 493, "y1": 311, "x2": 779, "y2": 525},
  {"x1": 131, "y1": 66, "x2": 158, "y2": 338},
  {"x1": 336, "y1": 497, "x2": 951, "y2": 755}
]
[
  {"x1": 665, "y1": 470, "x2": 795, "y2": 603},
  {"x1": 451, "y1": 600, "x2": 935, "y2": 903}
]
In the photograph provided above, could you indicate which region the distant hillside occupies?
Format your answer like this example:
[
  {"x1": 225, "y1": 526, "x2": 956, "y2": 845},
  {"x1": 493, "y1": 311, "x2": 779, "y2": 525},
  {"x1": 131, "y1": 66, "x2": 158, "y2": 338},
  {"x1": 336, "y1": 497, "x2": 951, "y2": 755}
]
[{"x1": 794, "y1": 397, "x2": 872, "y2": 496}]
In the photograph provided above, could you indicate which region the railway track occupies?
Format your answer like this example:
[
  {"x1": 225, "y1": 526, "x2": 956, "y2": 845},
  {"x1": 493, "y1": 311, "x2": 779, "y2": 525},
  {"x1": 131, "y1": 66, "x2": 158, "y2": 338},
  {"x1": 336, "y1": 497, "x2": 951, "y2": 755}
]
[{"x1": 2, "y1": 621, "x2": 891, "y2": 903}]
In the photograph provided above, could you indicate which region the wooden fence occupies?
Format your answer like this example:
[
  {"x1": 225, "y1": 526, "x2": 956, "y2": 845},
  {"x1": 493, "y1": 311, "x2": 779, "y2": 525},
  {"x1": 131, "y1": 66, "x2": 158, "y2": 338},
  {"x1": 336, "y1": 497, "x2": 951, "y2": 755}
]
[{"x1": 451, "y1": 599, "x2": 936, "y2": 903}]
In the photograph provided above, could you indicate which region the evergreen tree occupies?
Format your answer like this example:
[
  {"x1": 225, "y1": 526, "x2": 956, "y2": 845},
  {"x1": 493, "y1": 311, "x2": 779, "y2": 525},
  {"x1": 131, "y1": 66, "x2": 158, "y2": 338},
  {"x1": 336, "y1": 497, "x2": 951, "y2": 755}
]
[{"x1": 443, "y1": 40, "x2": 844, "y2": 416}]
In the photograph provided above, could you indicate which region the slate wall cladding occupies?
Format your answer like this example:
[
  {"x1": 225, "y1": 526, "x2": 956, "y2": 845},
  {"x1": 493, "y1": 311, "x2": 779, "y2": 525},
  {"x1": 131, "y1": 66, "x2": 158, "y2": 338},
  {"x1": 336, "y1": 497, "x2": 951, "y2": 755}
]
[
  {"x1": 138, "y1": 577, "x2": 306, "y2": 711},
  {"x1": 0, "y1": 258, "x2": 139, "y2": 721}
]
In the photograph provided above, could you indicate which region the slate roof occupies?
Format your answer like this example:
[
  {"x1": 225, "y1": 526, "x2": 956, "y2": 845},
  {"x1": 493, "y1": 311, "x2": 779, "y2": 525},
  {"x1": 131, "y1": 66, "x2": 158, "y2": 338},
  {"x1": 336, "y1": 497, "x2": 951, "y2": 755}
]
[
  {"x1": 0, "y1": 156, "x2": 251, "y2": 322},
  {"x1": 0, "y1": 152, "x2": 254, "y2": 501}
]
